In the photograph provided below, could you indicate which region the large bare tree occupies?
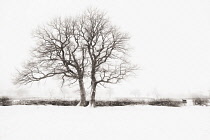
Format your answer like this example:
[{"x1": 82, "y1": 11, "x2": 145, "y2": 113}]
[
  {"x1": 14, "y1": 18, "x2": 88, "y2": 106},
  {"x1": 15, "y1": 9, "x2": 137, "y2": 107},
  {"x1": 76, "y1": 9, "x2": 137, "y2": 107}
]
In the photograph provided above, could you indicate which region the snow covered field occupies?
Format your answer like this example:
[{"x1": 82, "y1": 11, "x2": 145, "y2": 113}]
[{"x1": 0, "y1": 105, "x2": 210, "y2": 140}]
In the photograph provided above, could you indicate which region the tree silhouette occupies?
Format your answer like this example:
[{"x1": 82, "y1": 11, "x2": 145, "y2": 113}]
[
  {"x1": 14, "y1": 18, "x2": 88, "y2": 106},
  {"x1": 75, "y1": 9, "x2": 137, "y2": 107}
]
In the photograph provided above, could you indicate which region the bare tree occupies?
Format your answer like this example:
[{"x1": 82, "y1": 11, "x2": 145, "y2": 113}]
[
  {"x1": 77, "y1": 9, "x2": 137, "y2": 107},
  {"x1": 14, "y1": 18, "x2": 88, "y2": 106},
  {"x1": 14, "y1": 9, "x2": 137, "y2": 107}
]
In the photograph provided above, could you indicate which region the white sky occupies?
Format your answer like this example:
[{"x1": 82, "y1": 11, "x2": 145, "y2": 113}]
[{"x1": 0, "y1": 0, "x2": 210, "y2": 99}]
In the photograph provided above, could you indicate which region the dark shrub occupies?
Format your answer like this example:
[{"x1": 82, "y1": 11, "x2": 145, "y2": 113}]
[
  {"x1": 193, "y1": 98, "x2": 209, "y2": 106},
  {"x1": 0, "y1": 97, "x2": 12, "y2": 106},
  {"x1": 95, "y1": 99, "x2": 146, "y2": 107},
  {"x1": 48, "y1": 100, "x2": 80, "y2": 106},
  {"x1": 16, "y1": 99, "x2": 80, "y2": 106},
  {"x1": 148, "y1": 99, "x2": 182, "y2": 107}
]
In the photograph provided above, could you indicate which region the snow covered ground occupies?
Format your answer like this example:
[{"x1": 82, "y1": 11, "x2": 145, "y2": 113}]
[{"x1": 0, "y1": 105, "x2": 210, "y2": 140}]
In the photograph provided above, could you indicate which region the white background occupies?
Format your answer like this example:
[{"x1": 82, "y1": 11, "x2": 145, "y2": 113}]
[{"x1": 0, "y1": 0, "x2": 210, "y2": 99}]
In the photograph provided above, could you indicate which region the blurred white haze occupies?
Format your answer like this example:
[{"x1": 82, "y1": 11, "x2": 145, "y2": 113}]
[{"x1": 0, "y1": 0, "x2": 210, "y2": 99}]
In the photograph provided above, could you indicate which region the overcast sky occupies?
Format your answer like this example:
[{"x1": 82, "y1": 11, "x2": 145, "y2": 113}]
[{"x1": 0, "y1": 0, "x2": 210, "y2": 99}]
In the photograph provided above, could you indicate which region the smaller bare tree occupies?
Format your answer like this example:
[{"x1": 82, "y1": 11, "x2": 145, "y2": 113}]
[
  {"x1": 77, "y1": 9, "x2": 138, "y2": 107},
  {"x1": 14, "y1": 18, "x2": 88, "y2": 106}
]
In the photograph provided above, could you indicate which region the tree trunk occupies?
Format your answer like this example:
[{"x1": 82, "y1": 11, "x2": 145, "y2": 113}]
[
  {"x1": 89, "y1": 83, "x2": 97, "y2": 107},
  {"x1": 88, "y1": 63, "x2": 97, "y2": 107},
  {"x1": 77, "y1": 78, "x2": 86, "y2": 106}
]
